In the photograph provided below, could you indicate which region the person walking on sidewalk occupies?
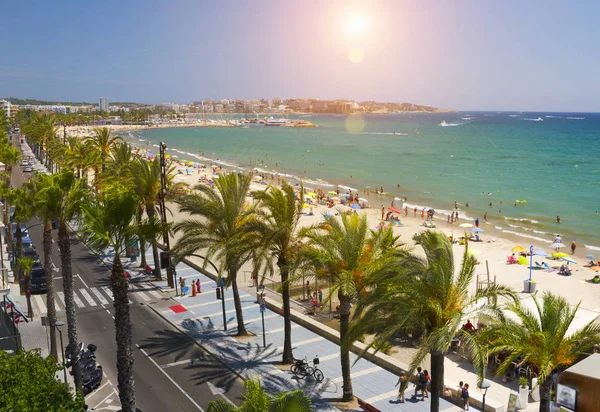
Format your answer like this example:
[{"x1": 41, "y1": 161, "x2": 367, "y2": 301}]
[
  {"x1": 196, "y1": 279, "x2": 201, "y2": 293},
  {"x1": 318, "y1": 288, "x2": 323, "y2": 306},
  {"x1": 395, "y1": 371, "x2": 407, "y2": 403},
  {"x1": 413, "y1": 367, "x2": 424, "y2": 399},
  {"x1": 461, "y1": 383, "x2": 470, "y2": 410},
  {"x1": 179, "y1": 277, "x2": 186, "y2": 296},
  {"x1": 421, "y1": 370, "x2": 430, "y2": 398}
]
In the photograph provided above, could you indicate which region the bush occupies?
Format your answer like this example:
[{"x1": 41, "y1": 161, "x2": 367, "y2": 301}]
[{"x1": 373, "y1": 338, "x2": 393, "y2": 355}]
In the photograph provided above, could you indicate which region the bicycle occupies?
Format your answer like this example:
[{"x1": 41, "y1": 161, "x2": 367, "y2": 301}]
[{"x1": 291, "y1": 356, "x2": 324, "y2": 382}]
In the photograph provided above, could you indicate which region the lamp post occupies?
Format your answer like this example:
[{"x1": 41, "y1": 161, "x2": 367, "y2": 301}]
[
  {"x1": 479, "y1": 380, "x2": 491, "y2": 412},
  {"x1": 158, "y1": 141, "x2": 174, "y2": 288},
  {"x1": 218, "y1": 276, "x2": 227, "y2": 331},
  {"x1": 259, "y1": 285, "x2": 266, "y2": 348},
  {"x1": 55, "y1": 321, "x2": 67, "y2": 385}
]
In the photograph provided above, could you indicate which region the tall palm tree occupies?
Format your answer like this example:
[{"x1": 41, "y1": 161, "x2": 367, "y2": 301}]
[
  {"x1": 80, "y1": 184, "x2": 139, "y2": 412},
  {"x1": 300, "y1": 214, "x2": 403, "y2": 401},
  {"x1": 348, "y1": 231, "x2": 514, "y2": 412},
  {"x1": 0, "y1": 143, "x2": 21, "y2": 175},
  {"x1": 479, "y1": 293, "x2": 600, "y2": 412},
  {"x1": 132, "y1": 158, "x2": 162, "y2": 279},
  {"x1": 172, "y1": 173, "x2": 255, "y2": 336},
  {"x1": 36, "y1": 170, "x2": 87, "y2": 394},
  {"x1": 252, "y1": 182, "x2": 303, "y2": 364},
  {"x1": 207, "y1": 379, "x2": 311, "y2": 412},
  {"x1": 84, "y1": 127, "x2": 122, "y2": 172},
  {"x1": 17, "y1": 256, "x2": 35, "y2": 319},
  {"x1": 29, "y1": 175, "x2": 59, "y2": 360},
  {"x1": 11, "y1": 187, "x2": 34, "y2": 296}
]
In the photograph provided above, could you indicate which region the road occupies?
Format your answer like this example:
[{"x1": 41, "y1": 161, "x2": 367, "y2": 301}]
[{"x1": 12, "y1": 137, "x2": 244, "y2": 411}]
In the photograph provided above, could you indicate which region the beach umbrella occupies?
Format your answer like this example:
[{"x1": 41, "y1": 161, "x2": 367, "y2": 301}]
[
  {"x1": 590, "y1": 266, "x2": 600, "y2": 272},
  {"x1": 586, "y1": 254, "x2": 595, "y2": 259},
  {"x1": 351, "y1": 204, "x2": 361, "y2": 210},
  {"x1": 459, "y1": 223, "x2": 473, "y2": 228},
  {"x1": 330, "y1": 196, "x2": 340, "y2": 202},
  {"x1": 511, "y1": 246, "x2": 525, "y2": 253},
  {"x1": 552, "y1": 252, "x2": 569, "y2": 258},
  {"x1": 253, "y1": 175, "x2": 263, "y2": 181},
  {"x1": 470, "y1": 228, "x2": 484, "y2": 233},
  {"x1": 549, "y1": 242, "x2": 566, "y2": 249},
  {"x1": 340, "y1": 193, "x2": 350, "y2": 197},
  {"x1": 359, "y1": 198, "x2": 369, "y2": 202},
  {"x1": 302, "y1": 203, "x2": 310, "y2": 209},
  {"x1": 323, "y1": 211, "x2": 336, "y2": 217},
  {"x1": 533, "y1": 250, "x2": 548, "y2": 257},
  {"x1": 307, "y1": 192, "x2": 317, "y2": 197},
  {"x1": 327, "y1": 191, "x2": 337, "y2": 195},
  {"x1": 560, "y1": 257, "x2": 577, "y2": 264}
]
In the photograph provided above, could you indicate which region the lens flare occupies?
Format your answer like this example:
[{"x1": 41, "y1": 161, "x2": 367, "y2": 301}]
[
  {"x1": 345, "y1": 114, "x2": 365, "y2": 134},
  {"x1": 348, "y1": 47, "x2": 364, "y2": 64}
]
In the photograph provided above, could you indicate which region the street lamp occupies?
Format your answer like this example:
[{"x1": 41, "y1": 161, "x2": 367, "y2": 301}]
[
  {"x1": 479, "y1": 380, "x2": 491, "y2": 412},
  {"x1": 259, "y1": 285, "x2": 266, "y2": 348},
  {"x1": 55, "y1": 321, "x2": 67, "y2": 385}
]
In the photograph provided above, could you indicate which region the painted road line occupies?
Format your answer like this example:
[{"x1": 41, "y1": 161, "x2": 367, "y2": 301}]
[
  {"x1": 332, "y1": 366, "x2": 381, "y2": 384},
  {"x1": 319, "y1": 352, "x2": 340, "y2": 362},
  {"x1": 101, "y1": 286, "x2": 114, "y2": 301},
  {"x1": 186, "y1": 297, "x2": 234, "y2": 309},
  {"x1": 148, "y1": 289, "x2": 162, "y2": 299},
  {"x1": 136, "y1": 344, "x2": 205, "y2": 411},
  {"x1": 283, "y1": 336, "x2": 324, "y2": 351},
  {"x1": 133, "y1": 285, "x2": 151, "y2": 302},
  {"x1": 79, "y1": 288, "x2": 98, "y2": 306},
  {"x1": 364, "y1": 389, "x2": 399, "y2": 404},
  {"x1": 265, "y1": 324, "x2": 301, "y2": 335},
  {"x1": 191, "y1": 304, "x2": 257, "y2": 320},
  {"x1": 73, "y1": 291, "x2": 85, "y2": 308},
  {"x1": 228, "y1": 313, "x2": 279, "y2": 329},
  {"x1": 56, "y1": 291, "x2": 66, "y2": 307},
  {"x1": 33, "y1": 294, "x2": 47, "y2": 315},
  {"x1": 161, "y1": 358, "x2": 194, "y2": 369},
  {"x1": 90, "y1": 287, "x2": 109, "y2": 305}
]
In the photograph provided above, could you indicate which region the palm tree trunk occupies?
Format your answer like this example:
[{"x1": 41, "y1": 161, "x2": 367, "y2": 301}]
[
  {"x1": 539, "y1": 377, "x2": 553, "y2": 412},
  {"x1": 146, "y1": 205, "x2": 162, "y2": 280},
  {"x1": 339, "y1": 293, "x2": 353, "y2": 401},
  {"x1": 111, "y1": 255, "x2": 137, "y2": 411},
  {"x1": 43, "y1": 221, "x2": 58, "y2": 360},
  {"x1": 58, "y1": 220, "x2": 82, "y2": 394},
  {"x1": 430, "y1": 351, "x2": 445, "y2": 412},
  {"x1": 16, "y1": 225, "x2": 24, "y2": 293},
  {"x1": 279, "y1": 260, "x2": 293, "y2": 364},
  {"x1": 230, "y1": 269, "x2": 247, "y2": 336},
  {"x1": 4, "y1": 201, "x2": 13, "y2": 253},
  {"x1": 136, "y1": 207, "x2": 147, "y2": 268}
]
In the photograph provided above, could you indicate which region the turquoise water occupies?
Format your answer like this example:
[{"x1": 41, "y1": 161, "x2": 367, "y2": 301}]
[{"x1": 128, "y1": 112, "x2": 600, "y2": 251}]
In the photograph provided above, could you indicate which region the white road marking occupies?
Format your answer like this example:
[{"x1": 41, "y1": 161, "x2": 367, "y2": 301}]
[
  {"x1": 319, "y1": 352, "x2": 340, "y2": 362},
  {"x1": 33, "y1": 294, "x2": 47, "y2": 314},
  {"x1": 136, "y1": 344, "x2": 205, "y2": 411},
  {"x1": 133, "y1": 285, "x2": 151, "y2": 302},
  {"x1": 73, "y1": 291, "x2": 85, "y2": 308},
  {"x1": 161, "y1": 359, "x2": 193, "y2": 369},
  {"x1": 76, "y1": 274, "x2": 89, "y2": 289},
  {"x1": 56, "y1": 291, "x2": 66, "y2": 307},
  {"x1": 186, "y1": 297, "x2": 234, "y2": 309},
  {"x1": 101, "y1": 286, "x2": 113, "y2": 301},
  {"x1": 79, "y1": 288, "x2": 97, "y2": 306},
  {"x1": 279, "y1": 336, "x2": 324, "y2": 351},
  {"x1": 148, "y1": 289, "x2": 162, "y2": 299},
  {"x1": 90, "y1": 287, "x2": 109, "y2": 305},
  {"x1": 332, "y1": 366, "x2": 381, "y2": 384}
]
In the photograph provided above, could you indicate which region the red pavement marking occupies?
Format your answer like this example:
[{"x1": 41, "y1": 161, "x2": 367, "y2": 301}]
[{"x1": 169, "y1": 304, "x2": 187, "y2": 313}]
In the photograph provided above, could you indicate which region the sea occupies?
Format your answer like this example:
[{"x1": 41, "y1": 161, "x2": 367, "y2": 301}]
[{"x1": 124, "y1": 112, "x2": 600, "y2": 252}]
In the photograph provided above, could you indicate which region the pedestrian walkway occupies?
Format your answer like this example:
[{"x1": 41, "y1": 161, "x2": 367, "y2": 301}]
[{"x1": 147, "y1": 253, "x2": 473, "y2": 412}]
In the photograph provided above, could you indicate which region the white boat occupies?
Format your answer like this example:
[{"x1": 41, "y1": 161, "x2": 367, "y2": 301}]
[
  {"x1": 439, "y1": 120, "x2": 447, "y2": 126},
  {"x1": 265, "y1": 117, "x2": 288, "y2": 126}
]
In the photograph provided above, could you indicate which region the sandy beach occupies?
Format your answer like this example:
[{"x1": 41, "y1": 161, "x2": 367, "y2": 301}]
[{"x1": 62, "y1": 122, "x2": 234, "y2": 138}]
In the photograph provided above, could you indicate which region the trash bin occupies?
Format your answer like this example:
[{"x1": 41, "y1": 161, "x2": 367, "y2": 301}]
[{"x1": 523, "y1": 279, "x2": 537, "y2": 293}]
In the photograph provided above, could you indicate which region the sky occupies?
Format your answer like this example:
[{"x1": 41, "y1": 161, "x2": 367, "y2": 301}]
[{"x1": 1, "y1": 0, "x2": 600, "y2": 111}]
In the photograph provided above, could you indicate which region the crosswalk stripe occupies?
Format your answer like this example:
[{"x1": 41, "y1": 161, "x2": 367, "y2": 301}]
[
  {"x1": 319, "y1": 352, "x2": 340, "y2": 362},
  {"x1": 90, "y1": 287, "x2": 109, "y2": 305},
  {"x1": 134, "y1": 286, "x2": 151, "y2": 302},
  {"x1": 279, "y1": 336, "x2": 323, "y2": 351},
  {"x1": 148, "y1": 289, "x2": 162, "y2": 299},
  {"x1": 332, "y1": 366, "x2": 381, "y2": 384},
  {"x1": 102, "y1": 286, "x2": 113, "y2": 301},
  {"x1": 186, "y1": 297, "x2": 234, "y2": 309},
  {"x1": 73, "y1": 291, "x2": 85, "y2": 308},
  {"x1": 79, "y1": 289, "x2": 97, "y2": 306},
  {"x1": 33, "y1": 294, "x2": 47, "y2": 314},
  {"x1": 56, "y1": 291, "x2": 66, "y2": 307}
]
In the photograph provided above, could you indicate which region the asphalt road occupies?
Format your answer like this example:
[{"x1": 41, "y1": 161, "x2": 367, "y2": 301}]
[{"x1": 12, "y1": 138, "x2": 244, "y2": 411}]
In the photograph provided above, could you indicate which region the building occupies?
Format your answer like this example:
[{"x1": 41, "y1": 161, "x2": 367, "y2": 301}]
[
  {"x1": 0, "y1": 99, "x2": 12, "y2": 118},
  {"x1": 99, "y1": 97, "x2": 109, "y2": 112}
]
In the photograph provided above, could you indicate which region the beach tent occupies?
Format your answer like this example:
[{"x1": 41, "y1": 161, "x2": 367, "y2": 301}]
[{"x1": 351, "y1": 204, "x2": 361, "y2": 210}]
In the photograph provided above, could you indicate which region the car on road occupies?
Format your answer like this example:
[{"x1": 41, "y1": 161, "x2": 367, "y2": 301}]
[
  {"x1": 20, "y1": 160, "x2": 30, "y2": 166},
  {"x1": 20, "y1": 236, "x2": 34, "y2": 250},
  {"x1": 22, "y1": 246, "x2": 40, "y2": 263},
  {"x1": 23, "y1": 166, "x2": 33, "y2": 172},
  {"x1": 11, "y1": 223, "x2": 30, "y2": 238},
  {"x1": 30, "y1": 265, "x2": 47, "y2": 293}
]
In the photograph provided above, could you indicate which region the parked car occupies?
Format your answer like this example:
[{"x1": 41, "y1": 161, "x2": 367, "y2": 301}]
[
  {"x1": 23, "y1": 166, "x2": 33, "y2": 172},
  {"x1": 20, "y1": 236, "x2": 34, "y2": 250},
  {"x1": 22, "y1": 246, "x2": 40, "y2": 263},
  {"x1": 30, "y1": 265, "x2": 47, "y2": 293},
  {"x1": 11, "y1": 223, "x2": 29, "y2": 238}
]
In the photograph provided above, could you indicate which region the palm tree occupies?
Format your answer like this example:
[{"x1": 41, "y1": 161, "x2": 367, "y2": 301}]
[
  {"x1": 0, "y1": 143, "x2": 21, "y2": 175},
  {"x1": 479, "y1": 293, "x2": 600, "y2": 412},
  {"x1": 207, "y1": 379, "x2": 311, "y2": 412},
  {"x1": 84, "y1": 127, "x2": 122, "y2": 172},
  {"x1": 300, "y1": 214, "x2": 403, "y2": 401},
  {"x1": 132, "y1": 158, "x2": 162, "y2": 279},
  {"x1": 11, "y1": 187, "x2": 34, "y2": 296},
  {"x1": 80, "y1": 184, "x2": 139, "y2": 411},
  {"x1": 348, "y1": 231, "x2": 514, "y2": 412},
  {"x1": 17, "y1": 256, "x2": 35, "y2": 319},
  {"x1": 172, "y1": 173, "x2": 255, "y2": 336},
  {"x1": 29, "y1": 175, "x2": 59, "y2": 360},
  {"x1": 36, "y1": 170, "x2": 87, "y2": 394},
  {"x1": 252, "y1": 182, "x2": 303, "y2": 364}
]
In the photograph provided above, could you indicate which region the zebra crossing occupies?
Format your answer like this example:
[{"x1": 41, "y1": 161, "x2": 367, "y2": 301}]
[{"x1": 33, "y1": 284, "x2": 163, "y2": 315}]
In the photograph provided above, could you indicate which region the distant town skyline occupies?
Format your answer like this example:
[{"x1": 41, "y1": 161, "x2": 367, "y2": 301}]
[{"x1": 2, "y1": 1, "x2": 600, "y2": 112}]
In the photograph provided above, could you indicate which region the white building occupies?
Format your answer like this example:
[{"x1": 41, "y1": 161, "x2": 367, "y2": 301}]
[
  {"x1": 99, "y1": 97, "x2": 109, "y2": 112},
  {"x1": 0, "y1": 100, "x2": 12, "y2": 118}
]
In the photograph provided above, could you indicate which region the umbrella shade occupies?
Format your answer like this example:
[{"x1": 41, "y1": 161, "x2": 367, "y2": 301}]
[
  {"x1": 549, "y1": 242, "x2": 566, "y2": 249},
  {"x1": 586, "y1": 254, "x2": 595, "y2": 259},
  {"x1": 470, "y1": 228, "x2": 484, "y2": 233},
  {"x1": 552, "y1": 252, "x2": 569, "y2": 258},
  {"x1": 459, "y1": 223, "x2": 473, "y2": 228},
  {"x1": 330, "y1": 197, "x2": 340, "y2": 201},
  {"x1": 302, "y1": 203, "x2": 310, "y2": 208},
  {"x1": 340, "y1": 193, "x2": 350, "y2": 197},
  {"x1": 253, "y1": 175, "x2": 263, "y2": 180},
  {"x1": 359, "y1": 198, "x2": 369, "y2": 202},
  {"x1": 590, "y1": 266, "x2": 600, "y2": 272},
  {"x1": 327, "y1": 191, "x2": 337, "y2": 195},
  {"x1": 511, "y1": 246, "x2": 525, "y2": 253},
  {"x1": 323, "y1": 211, "x2": 336, "y2": 217},
  {"x1": 560, "y1": 257, "x2": 577, "y2": 264},
  {"x1": 351, "y1": 204, "x2": 361, "y2": 210},
  {"x1": 533, "y1": 250, "x2": 548, "y2": 257},
  {"x1": 307, "y1": 192, "x2": 317, "y2": 197}
]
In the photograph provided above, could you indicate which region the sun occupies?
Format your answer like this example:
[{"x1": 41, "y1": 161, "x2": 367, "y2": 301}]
[{"x1": 348, "y1": 16, "x2": 365, "y2": 32}]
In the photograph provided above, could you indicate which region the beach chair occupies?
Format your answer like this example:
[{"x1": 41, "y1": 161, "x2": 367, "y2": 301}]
[
  {"x1": 535, "y1": 261, "x2": 543, "y2": 268},
  {"x1": 542, "y1": 262, "x2": 553, "y2": 271},
  {"x1": 395, "y1": 221, "x2": 404, "y2": 227}
]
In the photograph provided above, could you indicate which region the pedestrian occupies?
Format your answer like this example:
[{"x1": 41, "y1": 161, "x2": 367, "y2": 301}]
[
  {"x1": 461, "y1": 383, "x2": 470, "y2": 410},
  {"x1": 571, "y1": 241, "x2": 576, "y2": 255},
  {"x1": 421, "y1": 369, "x2": 430, "y2": 398},
  {"x1": 381, "y1": 205, "x2": 385, "y2": 220},
  {"x1": 405, "y1": 206, "x2": 408, "y2": 216},
  {"x1": 414, "y1": 207, "x2": 417, "y2": 217},
  {"x1": 556, "y1": 215, "x2": 561, "y2": 223},
  {"x1": 484, "y1": 213, "x2": 487, "y2": 222},
  {"x1": 179, "y1": 277, "x2": 186, "y2": 296},
  {"x1": 305, "y1": 280, "x2": 310, "y2": 300},
  {"x1": 475, "y1": 218, "x2": 479, "y2": 228},
  {"x1": 457, "y1": 381, "x2": 464, "y2": 400},
  {"x1": 196, "y1": 279, "x2": 201, "y2": 293},
  {"x1": 413, "y1": 367, "x2": 423, "y2": 399},
  {"x1": 318, "y1": 288, "x2": 323, "y2": 305},
  {"x1": 456, "y1": 211, "x2": 459, "y2": 221},
  {"x1": 395, "y1": 371, "x2": 407, "y2": 403}
]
